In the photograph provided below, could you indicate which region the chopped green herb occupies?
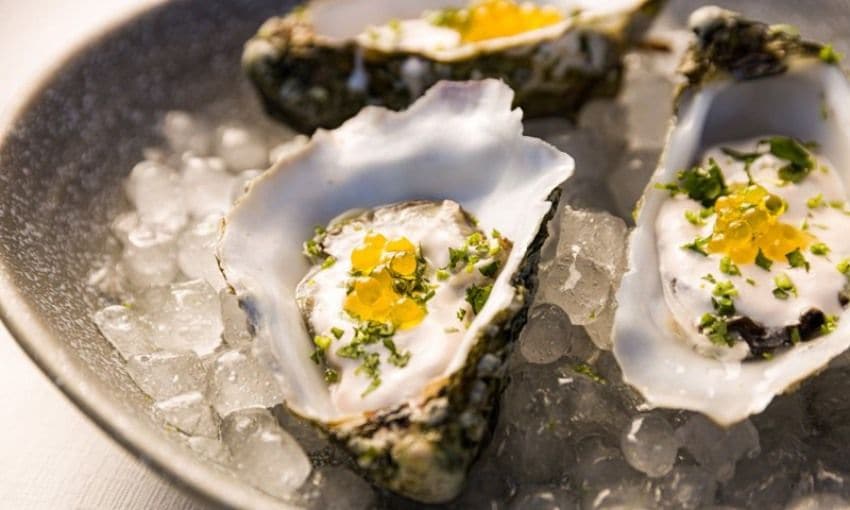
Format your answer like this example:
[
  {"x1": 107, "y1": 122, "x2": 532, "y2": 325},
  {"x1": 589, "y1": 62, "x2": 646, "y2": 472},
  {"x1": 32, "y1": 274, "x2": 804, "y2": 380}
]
[
  {"x1": 382, "y1": 338, "x2": 411, "y2": 368},
  {"x1": 465, "y1": 284, "x2": 492, "y2": 315},
  {"x1": 478, "y1": 260, "x2": 499, "y2": 278},
  {"x1": 355, "y1": 352, "x2": 382, "y2": 396},
  {"x1": 790, "y1": 326, "x2": 802, "y2": 345},
  {"x1": 448, "y1": 247, "x2": 469, "y2": 270},
  {"x1": 746, "y1": 278, "x2": 757, "y2": 286},
  {"x1": 331, "y1": 327, "x2": 345, "y2": 339},
  {"x1": 457, "y1": 308, "x2": 467, "y2": 321},
  {"x1": 336, "y1": 342, "x2": 364, "y2": 359},
  {"x1": 807, "y1": 194, "x2": 825, "y2": 209},
  {"x1": 324, "y1": 368, "x2": 340, "y2": 384},
  {"x1": 786, "y1": 248, "x2": 810, "y2": 271},
  {"x1": 838, "y1": 258, "x2": 850, "y2": 276},
  {"x1": 491, "y1": 229, "x2": 501, "y2": 239},
  {"x1": 720, "y1": 256, "x2": 741, "y2": 276},
  {"x1": 822, "y1": 315, "x2": 840, "y2": 334},
  {"x1": 702, "y1": 273, "x2": 717, "y2": 284},
  {"x1": 811, "y1": 243, "x2": 831, "y2": 256},
  {"x1": 682, "y1": 236, "x2": 709, "y2": 256},
  {"x1": 573, "y1": 362, "x2": 606, "y2": 384},
  {"x1": 314, "y1": 335, "x2": 332, "y2": 350},
  {"x1": 700, "y1": 313, "x2": 734, "y2": 346},
  {"x1": 712, "y1": 280, "x2": 738, "y2": 316},
  {"x1": 685, "y1": 210, "x2": 705, "y2": 226},
  {"x1": 662, "y1": 159, "x2": 728, "y2": 207},
  {"x1": 820, "y1": 44, "x2": 844, "y2": 64},
  {"x1": 772, "y1": 273, "x2": 796, "y2": 299},
  {"x1": 321, "y1": 255, "x2": 337, "y2": 269},
  {"x1": 436, "y1": 268, "x2": 450, "y2": 281},
  {"x1": 755, "y1": 249, "x2": 773, "y2": 271},
  {"x1": 765, "y1": 136, "x2": 814, "y2": 183}
]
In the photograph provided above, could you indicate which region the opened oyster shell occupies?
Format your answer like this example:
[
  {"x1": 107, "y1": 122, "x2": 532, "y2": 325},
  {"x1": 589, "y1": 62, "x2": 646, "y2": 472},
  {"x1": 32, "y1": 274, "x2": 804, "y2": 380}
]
[
  {"x1": 217, "y1": 80, "x2": 572, "y2": 501},
  {"x1": 243, "y1": 0, "x2": 663, "y2": 132},
  {"x1": 614, "y1": 7, "x2": 850, "y2": 426}
]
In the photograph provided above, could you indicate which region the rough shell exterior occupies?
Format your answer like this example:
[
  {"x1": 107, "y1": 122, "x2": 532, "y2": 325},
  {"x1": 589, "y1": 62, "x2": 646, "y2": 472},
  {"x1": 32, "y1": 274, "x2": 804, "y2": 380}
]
[
  {"x1": 217, "y1": 80, "x2": 573, "y2": 501},
  {"x1": 242, "y1": 0, "x2": 664, "y2": 133}
]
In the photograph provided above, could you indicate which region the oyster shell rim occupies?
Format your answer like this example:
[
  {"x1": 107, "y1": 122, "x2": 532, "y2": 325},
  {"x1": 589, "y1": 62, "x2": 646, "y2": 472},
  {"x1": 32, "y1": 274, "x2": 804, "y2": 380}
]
[
  {"x1": 216, "y1": 78, "x2": 573, "y2": 425},
  {"x1": 613, "y1": 8, "x2": 850, "y2": 426}
]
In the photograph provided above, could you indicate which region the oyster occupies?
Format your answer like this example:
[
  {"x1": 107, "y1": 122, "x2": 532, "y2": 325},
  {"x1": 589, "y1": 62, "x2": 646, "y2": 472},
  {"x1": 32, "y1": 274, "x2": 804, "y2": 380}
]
[
  {"x1": 217, "y1": 80, "x2": 572, "y2": 501},
  {"x1": 243, "y1": 0, "x2": 664, "y2": 132},
  {"x1": 614, "y1": 7, "x2": 850, "y2": 426}
]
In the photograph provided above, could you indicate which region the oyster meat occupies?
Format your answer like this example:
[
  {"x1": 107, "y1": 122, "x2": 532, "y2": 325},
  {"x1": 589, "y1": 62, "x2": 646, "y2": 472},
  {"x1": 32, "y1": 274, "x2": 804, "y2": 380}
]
[
  {"x1": 217, "y1": 80, "x2": 572, "y2": 501},
  {"x1": 243, "y1": 0, "x2": 664, "y2": 132},
  {"x1": 614, "y1": 7, "x2": 850, "y2": 425}
]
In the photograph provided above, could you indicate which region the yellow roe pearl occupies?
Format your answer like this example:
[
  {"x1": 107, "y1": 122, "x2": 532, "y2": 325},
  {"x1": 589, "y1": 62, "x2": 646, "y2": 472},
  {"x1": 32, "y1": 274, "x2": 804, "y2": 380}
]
[
  {"x1": 707, "y1": 183, "x2": 810, "y2": 264},
  {"x1": 447, "y1": 0, "x2": 563, "y2": 43},
  {"x1": 343, "y1": 234, "x2": 427, "y2": 329}
]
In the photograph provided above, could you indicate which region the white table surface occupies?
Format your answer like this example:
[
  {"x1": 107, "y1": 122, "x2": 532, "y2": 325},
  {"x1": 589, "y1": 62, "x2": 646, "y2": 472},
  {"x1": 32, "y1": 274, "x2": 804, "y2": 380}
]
[{"x1": 0, "y1": 1, "x2": 210, "y2": 508}]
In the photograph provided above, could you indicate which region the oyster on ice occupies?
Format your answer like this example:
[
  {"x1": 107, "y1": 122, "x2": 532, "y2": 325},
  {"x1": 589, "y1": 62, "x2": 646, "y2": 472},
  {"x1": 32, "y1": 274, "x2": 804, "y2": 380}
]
[
  {"x1": 614, "y1": 7, "x2": 850, "y2": 425},
  {"x1": 243, "y1": 0, "x2": 664, "y2": 132},
  {"x1": 217, "y1": 80, "x2": 572, "y2": 502}
]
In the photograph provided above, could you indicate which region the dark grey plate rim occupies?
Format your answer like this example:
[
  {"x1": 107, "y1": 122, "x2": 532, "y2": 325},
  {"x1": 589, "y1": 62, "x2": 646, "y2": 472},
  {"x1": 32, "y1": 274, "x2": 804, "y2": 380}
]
[{"x1": 0, "y1": 3, "x2": 296, "y2": 509}]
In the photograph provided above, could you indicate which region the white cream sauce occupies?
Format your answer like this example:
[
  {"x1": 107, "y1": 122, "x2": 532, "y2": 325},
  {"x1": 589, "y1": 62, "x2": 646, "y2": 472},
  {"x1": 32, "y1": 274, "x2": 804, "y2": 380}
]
[
  {"x1": 295, "y1": 201, "x2": 496, "y2": 415},
  {"x1": 656, "y1": 138, "x2": 850, "y2": 359}
]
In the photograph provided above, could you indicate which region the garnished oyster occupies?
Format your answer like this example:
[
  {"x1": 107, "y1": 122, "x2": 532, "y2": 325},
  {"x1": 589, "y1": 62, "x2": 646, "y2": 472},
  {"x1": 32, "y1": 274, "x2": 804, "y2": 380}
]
[
  {"x1": 614, "y1": 7, "x2": 850, "y2": 426},
  {"x1": 243, "y1": 0, "x2": 664, "y2": 132},
  {"x1": 217, "y1": 80, "x2": 572, "y2": 502}
]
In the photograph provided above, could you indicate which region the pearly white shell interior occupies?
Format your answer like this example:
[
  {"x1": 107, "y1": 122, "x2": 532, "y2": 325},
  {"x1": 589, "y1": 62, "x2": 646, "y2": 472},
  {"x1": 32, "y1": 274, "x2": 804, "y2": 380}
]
[
  {"x1": 614, "y1": 59, "x2": 850, "y2": 426},
  {"x1": 218, "y1": 80, "x2": 572, "y2": 423},
  {"x1": 308, "y1": 0, "x2": 647, "y2": 61}
]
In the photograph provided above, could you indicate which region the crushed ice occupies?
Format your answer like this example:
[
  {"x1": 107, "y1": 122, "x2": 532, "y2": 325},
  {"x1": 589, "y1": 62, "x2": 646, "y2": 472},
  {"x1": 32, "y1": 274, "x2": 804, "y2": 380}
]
[{"x1": 87, "y1": 22, "x2": 850, "y2": 508}]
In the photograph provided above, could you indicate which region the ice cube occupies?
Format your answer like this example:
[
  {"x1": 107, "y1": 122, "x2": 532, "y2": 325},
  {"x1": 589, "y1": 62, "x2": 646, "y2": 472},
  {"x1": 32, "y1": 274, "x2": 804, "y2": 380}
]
[
  {"x1": 518, "y1": 304, "x2": 572, "y2": 364},
  {"x1": 221, "y1": 408, "x2": 311, "y2": 498},
  {"x1": 302, "y1": 466, "x2": 376, "y2": 510},
  {"x1": 536, "y1": 206, "x2": 628, "y2": 344},
  {"x1": 558, "y1": 206, "x2": 628, "y2": 278},
  {"x1": 583, "y1": 303, "x2": 617, "y2": 351},
  {"x1": 180, "y1": 156, "x2": 236, "y2": 218},
  {"x1": 137, "y1": 279, "x2": 223, "y2": 356},
  {"x1": 676, "y1": 414, "x2": 760, "y2": 482},
  {"x1": 269, "y1": 135, "x2": 309, "y2": 164},
  {"x1": 507, "y1": 486, "x2": 579, "y2": 510},
  {"x1": 219, "y1": 289, "x2": 252, "y2": 346},
  {"x1": 606, "y1": 148, "x2": 661, "y2": 221},
  {"x1": 124, "y1": 160, "x2": 187, "y2": 233},
  {"x1": 655, "y1": 465, "x2": 716, "y2": 510},
  {"x1": 785, "y1": 494, "x2": 849, "y2": 510},
  {"x1": 620, "y1": 413, "x2": 680, "y2": 478},
  {"x1": 187, "y1": 436, "x2": 232, "y2": 466},
  {"x1": 177, "y1": 215, "x2": 227, "y2": 290},
  {"x1": 92, "y1": 305, "x2": 156, "y2": 359},
  {"x1": 619, "y1": 54, "x2": 674, "y2": 151},
  {"x1": 126, "y1": 351, "x2": 206, "y2": 400},
  {"x1": 572, "y1": 435, "x2": 645, "y2": 498},
  {"x1": 154, "y1": 391, "x2": 219, "y2": 438},
  {"x1": 120, "y1": 222, "x2": 179, "y2": 289},
  {"x1": 216, "y1": 125, "x2": 269, "y2": 171},
  {"x1": 207, "y1": 347, "x2": 284, "y2": 416},
  {"x1": 161, "y1": 110, "x2": 213, "y2": 156}
]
